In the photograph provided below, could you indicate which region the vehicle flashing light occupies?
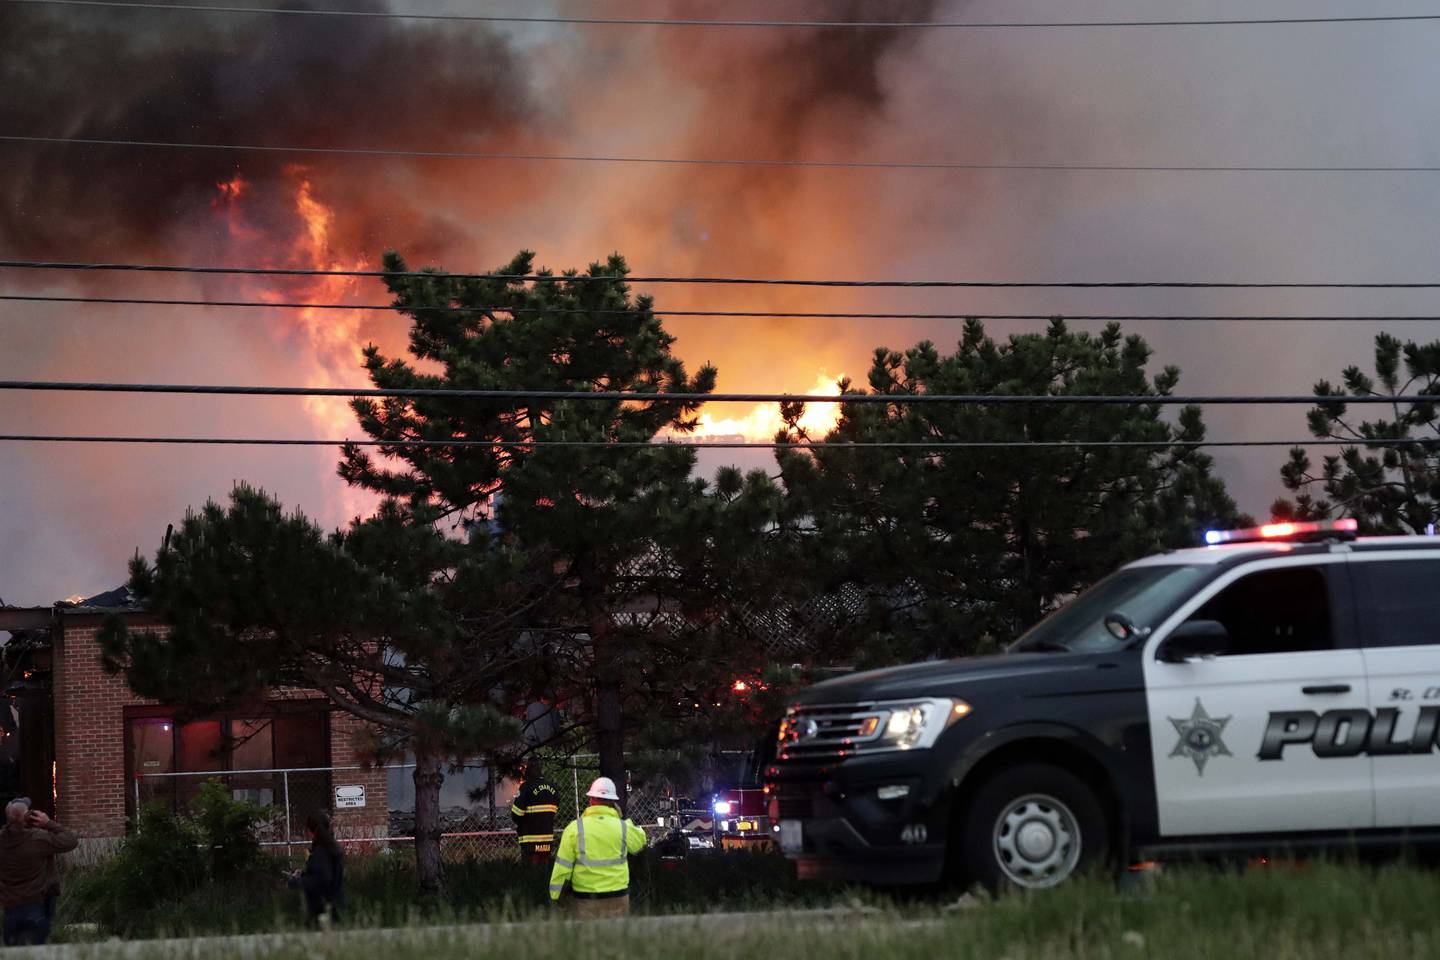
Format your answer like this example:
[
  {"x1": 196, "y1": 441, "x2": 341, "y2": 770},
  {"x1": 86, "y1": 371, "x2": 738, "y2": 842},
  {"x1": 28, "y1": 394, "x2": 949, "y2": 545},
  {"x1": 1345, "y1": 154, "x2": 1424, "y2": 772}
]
[
  {"x1": 713, "y1": 800, "x2": 733, "y2": 816},
  {"x1": 732, "y1": 680, "x2": 748, "y2": 693},
  {"x1": 1203, "y1": 517, "x2": 1358, "y2": 546}
]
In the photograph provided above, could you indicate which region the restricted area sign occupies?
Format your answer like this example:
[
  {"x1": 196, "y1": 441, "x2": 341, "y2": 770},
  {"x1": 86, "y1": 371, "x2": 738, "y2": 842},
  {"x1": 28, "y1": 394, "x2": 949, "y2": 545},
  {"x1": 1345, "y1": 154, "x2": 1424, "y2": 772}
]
[{"x1": 335, "y1": 784, "x2": 366, "y2": 809}]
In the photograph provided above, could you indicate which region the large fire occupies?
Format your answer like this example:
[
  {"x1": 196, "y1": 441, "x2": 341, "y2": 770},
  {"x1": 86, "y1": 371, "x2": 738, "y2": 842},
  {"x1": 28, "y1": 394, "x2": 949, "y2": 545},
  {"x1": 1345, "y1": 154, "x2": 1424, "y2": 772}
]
[
  {"x1": 212, "y1": 174, "x2": 843, "y2": 469},
  {"x1": 212, "y1": 169, "x2": 374, "y2": 518},
  {"x1": 687, "y1": 371, "x2": 844, "y2": 442}
]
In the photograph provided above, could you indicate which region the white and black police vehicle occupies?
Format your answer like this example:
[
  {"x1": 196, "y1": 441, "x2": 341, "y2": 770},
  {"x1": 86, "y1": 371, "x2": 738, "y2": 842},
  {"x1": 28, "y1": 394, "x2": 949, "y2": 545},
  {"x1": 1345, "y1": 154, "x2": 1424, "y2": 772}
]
[{"x1": 767, "y1": 519, "x2": 1440, "y2": 889}]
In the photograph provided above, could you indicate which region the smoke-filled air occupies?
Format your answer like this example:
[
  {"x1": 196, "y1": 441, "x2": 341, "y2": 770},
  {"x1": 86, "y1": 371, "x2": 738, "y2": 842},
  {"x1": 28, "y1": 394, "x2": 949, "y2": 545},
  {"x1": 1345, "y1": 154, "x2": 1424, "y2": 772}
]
[{"x1": 3, "y1": 0, "x2": 1440, "y2": 602}]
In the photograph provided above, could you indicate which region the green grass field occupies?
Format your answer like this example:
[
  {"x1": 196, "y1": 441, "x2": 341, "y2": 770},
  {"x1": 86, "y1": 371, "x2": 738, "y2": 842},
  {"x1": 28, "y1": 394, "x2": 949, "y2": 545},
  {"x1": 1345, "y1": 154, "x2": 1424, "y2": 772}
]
[{"x1": 46, "y1": 859, "x2": 1440, "y2": 959}]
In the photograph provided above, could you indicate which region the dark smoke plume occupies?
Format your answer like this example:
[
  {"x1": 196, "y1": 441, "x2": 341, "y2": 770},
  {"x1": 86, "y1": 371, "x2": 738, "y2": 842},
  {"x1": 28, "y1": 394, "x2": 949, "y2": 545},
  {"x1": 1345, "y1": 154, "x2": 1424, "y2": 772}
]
[{"x1": 0, "y1": 0, "x2": 531, "y2": 261}]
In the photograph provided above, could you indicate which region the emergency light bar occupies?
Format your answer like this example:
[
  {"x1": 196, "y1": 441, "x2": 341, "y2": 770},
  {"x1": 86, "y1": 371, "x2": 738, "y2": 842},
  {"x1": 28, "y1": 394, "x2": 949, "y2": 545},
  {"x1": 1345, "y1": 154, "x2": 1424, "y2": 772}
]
[{"x1": 1203, "y1": 517, "x2": 1358, "y2": 546}]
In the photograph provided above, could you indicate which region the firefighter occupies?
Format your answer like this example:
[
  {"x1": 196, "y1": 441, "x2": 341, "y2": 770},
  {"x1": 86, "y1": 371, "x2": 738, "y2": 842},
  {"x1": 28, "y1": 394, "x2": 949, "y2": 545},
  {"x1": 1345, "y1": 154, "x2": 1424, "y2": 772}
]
[
  {"x1": 510, "y1": 761, "x2": 560, "y2": 865},
  {"x1": 548, "y1": 777, "x2": 647, "y2": 918}
]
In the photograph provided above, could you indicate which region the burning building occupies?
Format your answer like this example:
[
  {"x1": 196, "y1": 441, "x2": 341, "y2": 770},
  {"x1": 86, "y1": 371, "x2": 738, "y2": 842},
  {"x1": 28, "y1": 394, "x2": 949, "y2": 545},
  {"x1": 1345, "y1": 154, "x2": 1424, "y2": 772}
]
[{"x1": 0, "y1": 589, "x2": 388, "y2": 852}]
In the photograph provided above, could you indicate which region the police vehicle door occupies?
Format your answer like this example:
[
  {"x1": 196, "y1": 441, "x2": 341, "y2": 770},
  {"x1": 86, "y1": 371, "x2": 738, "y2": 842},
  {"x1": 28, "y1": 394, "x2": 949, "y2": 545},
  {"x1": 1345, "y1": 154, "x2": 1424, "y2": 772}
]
[
  {"x1": 1142, "y1": 556, "x2": 1371, "y2": 836},
  {"x1": 1349, "y1": 551, "x2": 1440, "y2": 828}
]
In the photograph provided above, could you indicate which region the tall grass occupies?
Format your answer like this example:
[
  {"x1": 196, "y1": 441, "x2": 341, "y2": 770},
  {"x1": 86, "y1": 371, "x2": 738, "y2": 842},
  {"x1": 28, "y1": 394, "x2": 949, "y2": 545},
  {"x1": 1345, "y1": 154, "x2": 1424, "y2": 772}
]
[
  {"x1": 57, "y1": 848, "x2": 846, "y2": 939},
  {"x1": 48, "y1": 862, "x2": 1440, "y2": 960}
]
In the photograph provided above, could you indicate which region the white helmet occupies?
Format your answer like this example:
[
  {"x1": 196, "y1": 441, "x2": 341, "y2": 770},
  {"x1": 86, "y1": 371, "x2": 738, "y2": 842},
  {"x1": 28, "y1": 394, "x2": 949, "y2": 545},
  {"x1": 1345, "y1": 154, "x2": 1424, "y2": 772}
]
[{"x1": 586, "y1": 776, "x2": 620, "y2": 801}]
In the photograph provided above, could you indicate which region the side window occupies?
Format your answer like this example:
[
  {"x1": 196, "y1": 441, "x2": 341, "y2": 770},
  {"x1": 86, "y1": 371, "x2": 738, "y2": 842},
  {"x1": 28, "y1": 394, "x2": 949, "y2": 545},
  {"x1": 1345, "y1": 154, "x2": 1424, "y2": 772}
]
[
  {"x1": 1355, "y1": 559, "x2": 1440, "y2": 648},
  {"x1": 1184, "y1": 565, "x2": 1334, "y2": 656}
]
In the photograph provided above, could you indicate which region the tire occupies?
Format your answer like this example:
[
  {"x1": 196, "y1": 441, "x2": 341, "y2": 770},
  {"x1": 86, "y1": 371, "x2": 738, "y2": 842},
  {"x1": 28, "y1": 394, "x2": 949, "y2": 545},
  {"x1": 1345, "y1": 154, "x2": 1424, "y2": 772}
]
[{"x1": 956, "y1": 762, "x2": 1111, "y2": 892}]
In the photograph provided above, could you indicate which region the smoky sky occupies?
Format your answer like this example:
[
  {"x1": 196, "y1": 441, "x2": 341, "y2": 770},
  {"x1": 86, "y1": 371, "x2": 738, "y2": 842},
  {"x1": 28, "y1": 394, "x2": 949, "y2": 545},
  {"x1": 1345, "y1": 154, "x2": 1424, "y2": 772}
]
[
  {"x1": 0, "y1": 0, "x2": 530, "y2": 260},
  {"x1": 4, "y1": 0, "x2": 1440, "y2": 605}
]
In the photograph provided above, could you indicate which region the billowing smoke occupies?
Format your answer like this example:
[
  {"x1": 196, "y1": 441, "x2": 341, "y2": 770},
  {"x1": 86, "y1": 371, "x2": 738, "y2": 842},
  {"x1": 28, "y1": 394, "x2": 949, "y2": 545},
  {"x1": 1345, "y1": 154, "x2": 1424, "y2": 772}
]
[
  {"x1": 0, "y1": 0, "x2": 530, "y2": 262},
  {"x1": 4, "y1": 0, "x2": 1438, "y2": 604},
  {"x1": 0, "y1": 0, "x2": 949, "y2": 603}
]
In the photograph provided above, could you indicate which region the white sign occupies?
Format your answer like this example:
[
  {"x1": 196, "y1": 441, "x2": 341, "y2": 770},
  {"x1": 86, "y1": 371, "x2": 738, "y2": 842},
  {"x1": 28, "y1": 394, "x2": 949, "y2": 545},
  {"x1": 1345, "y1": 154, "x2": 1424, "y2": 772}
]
[{"x1": 334, "y1": 785, "x2": 366, "y2": 809}]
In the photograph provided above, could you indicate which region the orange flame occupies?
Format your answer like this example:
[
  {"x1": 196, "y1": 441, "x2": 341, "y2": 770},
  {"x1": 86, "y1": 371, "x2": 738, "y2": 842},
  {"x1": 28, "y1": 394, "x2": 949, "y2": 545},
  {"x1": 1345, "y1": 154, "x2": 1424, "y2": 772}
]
[
  {"x1": 211, "y1": 169, "x2": 375, "y2": 519},
  {"x1": 688, "y1": 371, "x2": 843, "y2": 442}
]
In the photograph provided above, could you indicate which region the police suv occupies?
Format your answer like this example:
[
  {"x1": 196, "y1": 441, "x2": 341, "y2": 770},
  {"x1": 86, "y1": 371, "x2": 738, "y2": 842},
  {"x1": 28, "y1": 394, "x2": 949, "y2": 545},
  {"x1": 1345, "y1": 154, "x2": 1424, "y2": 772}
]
[{"x1": 767, "y1": 519, "x2": 1440, "y2": 889}]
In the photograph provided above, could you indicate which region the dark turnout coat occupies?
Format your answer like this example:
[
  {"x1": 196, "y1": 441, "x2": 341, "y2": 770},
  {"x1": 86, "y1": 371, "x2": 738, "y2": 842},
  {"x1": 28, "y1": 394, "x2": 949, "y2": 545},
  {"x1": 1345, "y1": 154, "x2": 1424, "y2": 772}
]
[{"x1": 510, "y1": 777, "x2": 560, "y2": 852}]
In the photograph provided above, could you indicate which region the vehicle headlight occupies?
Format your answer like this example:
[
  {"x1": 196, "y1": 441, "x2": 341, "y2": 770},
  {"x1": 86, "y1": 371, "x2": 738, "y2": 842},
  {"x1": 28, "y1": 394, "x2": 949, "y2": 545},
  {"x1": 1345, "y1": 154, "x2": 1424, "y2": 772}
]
[{"x1": 877, "y1": 698, "x2": 972, "y2": 750}]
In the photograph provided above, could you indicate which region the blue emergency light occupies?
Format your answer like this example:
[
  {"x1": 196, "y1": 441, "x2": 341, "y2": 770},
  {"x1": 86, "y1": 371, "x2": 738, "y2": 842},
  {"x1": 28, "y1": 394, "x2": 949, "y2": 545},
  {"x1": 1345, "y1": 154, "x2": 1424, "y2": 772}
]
[{"x1": 1203, "y1": 517, "x2": 1357, "y2": 546}]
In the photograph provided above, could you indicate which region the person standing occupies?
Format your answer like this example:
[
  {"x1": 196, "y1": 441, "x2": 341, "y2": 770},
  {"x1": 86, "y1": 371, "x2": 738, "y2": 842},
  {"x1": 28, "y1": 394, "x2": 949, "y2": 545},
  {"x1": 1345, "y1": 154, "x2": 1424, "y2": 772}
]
[
  {"x1": 0, "y1": 799, "x2": 78, "y2": 946},
  {"x1": 548, "y1": 777, "x2": 646, "y2": 918},
  {"x1": 510, "y1": 762, "x2": 559, "y2": 865},
  {"x1": 288, "y1": 811, "x2": 345, "y2": 928}
]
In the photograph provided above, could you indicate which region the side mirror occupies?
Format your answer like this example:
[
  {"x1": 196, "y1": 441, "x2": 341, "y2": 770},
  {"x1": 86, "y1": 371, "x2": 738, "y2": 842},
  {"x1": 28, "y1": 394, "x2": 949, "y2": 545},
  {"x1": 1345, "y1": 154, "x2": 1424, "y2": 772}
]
[
  {"x1": 1103, "y1": 613, "x2": 1150, "y2": 643},
  {"x1": 1158, "y1": 619, "x2": 1229, "y2": 663}
]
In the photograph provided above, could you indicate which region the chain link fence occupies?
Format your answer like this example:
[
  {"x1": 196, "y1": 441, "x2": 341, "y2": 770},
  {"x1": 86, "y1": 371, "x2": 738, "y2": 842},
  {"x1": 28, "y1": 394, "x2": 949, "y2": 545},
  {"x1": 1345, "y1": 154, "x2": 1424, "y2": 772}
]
[{"x1": 136, "y1": 755, "x2": 675, "y2": 862}]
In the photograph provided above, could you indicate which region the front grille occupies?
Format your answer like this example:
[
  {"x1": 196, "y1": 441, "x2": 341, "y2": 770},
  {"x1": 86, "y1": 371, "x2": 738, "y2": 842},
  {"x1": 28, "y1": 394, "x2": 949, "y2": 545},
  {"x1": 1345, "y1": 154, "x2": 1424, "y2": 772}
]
[
  {"x1": 774, "y1": 785, "x2": 815, "y2": 819},
  {"x1": 775, "y1": 702, "x2": 888, "y2": 761}
]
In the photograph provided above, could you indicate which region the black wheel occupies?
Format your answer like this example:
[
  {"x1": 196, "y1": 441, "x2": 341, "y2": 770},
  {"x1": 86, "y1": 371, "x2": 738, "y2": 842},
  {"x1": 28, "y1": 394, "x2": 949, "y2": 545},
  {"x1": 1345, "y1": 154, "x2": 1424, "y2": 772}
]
[{"x1": 956, "y1": 763, "x2": 1110, "y2": 892}]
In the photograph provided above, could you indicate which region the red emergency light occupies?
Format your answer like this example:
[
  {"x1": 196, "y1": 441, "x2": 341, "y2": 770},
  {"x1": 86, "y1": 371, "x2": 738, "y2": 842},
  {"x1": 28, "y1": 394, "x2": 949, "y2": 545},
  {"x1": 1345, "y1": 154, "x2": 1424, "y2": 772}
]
[{"x1": 1203, "y1": 517, "x2": 1357, "y2": 546}]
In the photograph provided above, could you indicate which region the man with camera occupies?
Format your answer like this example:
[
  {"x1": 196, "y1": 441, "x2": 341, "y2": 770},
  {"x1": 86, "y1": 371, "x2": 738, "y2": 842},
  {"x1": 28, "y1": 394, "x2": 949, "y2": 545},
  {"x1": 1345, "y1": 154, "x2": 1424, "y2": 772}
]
[{"x1": 0, "y1": 798, "x2": 78, "y2": 946}]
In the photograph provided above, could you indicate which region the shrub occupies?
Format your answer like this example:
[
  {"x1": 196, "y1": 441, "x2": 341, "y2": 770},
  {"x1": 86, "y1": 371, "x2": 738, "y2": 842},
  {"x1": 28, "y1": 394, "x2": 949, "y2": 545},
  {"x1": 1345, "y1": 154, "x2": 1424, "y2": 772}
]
[
  {"x1": 190, "y1": 780, "x2": 268, "y2": 879},
  {"x1": 60, "y1": 781, "x2": 281, "y2": 936},
  {"x1": 61, "y1": 803, "x2": 207, "y2": 934}
]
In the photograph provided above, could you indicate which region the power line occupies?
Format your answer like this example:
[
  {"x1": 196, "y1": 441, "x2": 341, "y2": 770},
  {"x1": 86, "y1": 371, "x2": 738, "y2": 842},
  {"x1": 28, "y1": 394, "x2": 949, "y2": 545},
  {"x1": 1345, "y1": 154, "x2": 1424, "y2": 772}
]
[
  {"x1": 6, "y1": 134, "x2": 1438, "y2": 174},
  {"x1": 10, "y1": 0, "x2": 1440, "y2": 28},
  {"x1": 5, "y1": 293, "x2": 1440, "y2": 324},
  {"x1": 0, "y1": 434, "x2": 1428, "y2": 451},
  {"x1": 1, "y1": 380, "x2": 1432, "y2": 406},
  {"x1": 5, "y1": 260, "x2": 1440, "y2": 289}
]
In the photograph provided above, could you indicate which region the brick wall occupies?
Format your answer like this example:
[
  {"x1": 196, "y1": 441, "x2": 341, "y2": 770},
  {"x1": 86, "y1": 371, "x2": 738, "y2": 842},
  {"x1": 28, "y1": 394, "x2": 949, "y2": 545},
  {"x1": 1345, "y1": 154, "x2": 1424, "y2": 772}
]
[
  {"x1": 327, "y1": 710, "x2": 389, "y2": 839},
  {"x1": 52, "y1": 613, "x2": 389, "y2": 842},
  {"x1": 53, "y1": 619, "x2": 150, "y2": 838}
]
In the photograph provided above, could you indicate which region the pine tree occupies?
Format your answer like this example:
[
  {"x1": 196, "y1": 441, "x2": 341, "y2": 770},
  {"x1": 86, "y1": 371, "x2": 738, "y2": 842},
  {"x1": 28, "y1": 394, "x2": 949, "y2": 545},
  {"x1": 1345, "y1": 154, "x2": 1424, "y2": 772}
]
[
  {"x1": 101, "y1": 249, "x2": 783, "y2": 892},
  {"x1": 99, "y1": 486, "x2": 529, "y2": 893},
  {"x1": 1273, "y1": 333, "x2": 1440, "y2": 533},
  {"x1": 337, "y1": 251, "x2": 785, "y2": 804},
  {"x1": 774, "y1": 319, "x2": 1249, "y2": 659}
]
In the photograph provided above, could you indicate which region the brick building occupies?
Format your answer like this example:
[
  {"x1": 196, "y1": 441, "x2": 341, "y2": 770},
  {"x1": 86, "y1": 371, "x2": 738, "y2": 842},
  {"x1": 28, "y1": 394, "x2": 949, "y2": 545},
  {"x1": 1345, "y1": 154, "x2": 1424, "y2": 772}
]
[{"x1": 0, "y1": 589, "x2": 387, "y2": 852}]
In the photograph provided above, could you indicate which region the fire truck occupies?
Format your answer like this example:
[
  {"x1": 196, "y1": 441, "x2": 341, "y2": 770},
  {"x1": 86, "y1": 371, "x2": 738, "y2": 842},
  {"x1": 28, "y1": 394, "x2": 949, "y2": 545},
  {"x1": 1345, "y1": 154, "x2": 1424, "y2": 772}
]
[{"x1": 657, "y1": 743, "x2": 776, "y2": 850}]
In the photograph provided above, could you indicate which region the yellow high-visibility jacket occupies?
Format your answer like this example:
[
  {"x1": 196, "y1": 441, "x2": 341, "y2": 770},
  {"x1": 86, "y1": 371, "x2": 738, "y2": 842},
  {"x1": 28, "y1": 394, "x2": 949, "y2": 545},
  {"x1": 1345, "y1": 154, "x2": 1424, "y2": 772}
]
[{"x1": 548, "y1": 805, "x2": 646, "y2": 900}]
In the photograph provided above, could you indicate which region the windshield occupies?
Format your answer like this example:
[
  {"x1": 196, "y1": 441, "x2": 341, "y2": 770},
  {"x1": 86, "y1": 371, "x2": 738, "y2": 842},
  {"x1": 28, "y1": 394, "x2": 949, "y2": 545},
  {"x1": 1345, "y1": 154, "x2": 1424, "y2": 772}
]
[{"x1": 1010, "y1": 564, "x2": 1211, "y2": 654}]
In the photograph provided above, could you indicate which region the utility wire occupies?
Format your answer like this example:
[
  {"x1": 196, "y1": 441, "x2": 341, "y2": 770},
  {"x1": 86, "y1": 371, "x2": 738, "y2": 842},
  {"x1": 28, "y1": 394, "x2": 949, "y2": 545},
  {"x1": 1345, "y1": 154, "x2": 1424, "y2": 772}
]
[
  {"x1": 0, "y1": 435, "x2": 1430, "y2": 451},
  {"x1": 9, "y1": 0, "x2": 1440, "y2": 28},
  {"x1": 4, "y1": 293, "x2": 1440, "y2": 324},
  {"x1": 5, "y1": 135, "x2": 1437, "y2": 174},
  {"x1": 1, "y1": 380, "x2": 1433, "y2": 406},
  {"x1": 6, "y1": 260, "x2": 1440, "y2": 289}
]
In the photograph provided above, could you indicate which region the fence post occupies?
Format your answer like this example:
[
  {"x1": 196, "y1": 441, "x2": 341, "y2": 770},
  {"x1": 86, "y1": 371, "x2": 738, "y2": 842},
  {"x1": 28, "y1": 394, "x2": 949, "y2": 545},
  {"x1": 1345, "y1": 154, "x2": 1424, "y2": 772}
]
[
  {"x1": 283, "y1": 770, "x2": 292, "y2": 859},
  {"x1": 572, "y1": 763, "x2": 579, "y2": 821}
]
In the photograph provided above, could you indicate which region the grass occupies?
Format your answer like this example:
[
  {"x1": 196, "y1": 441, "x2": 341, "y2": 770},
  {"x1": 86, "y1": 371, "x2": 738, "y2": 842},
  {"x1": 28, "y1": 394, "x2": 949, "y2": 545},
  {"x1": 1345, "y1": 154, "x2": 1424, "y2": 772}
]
[
  {"x1": 55, "y1": 848, "x2": 844, "y2": 939},
  {"x1": 43, "y1": 860, "x2": 1440, "y2": 959}
]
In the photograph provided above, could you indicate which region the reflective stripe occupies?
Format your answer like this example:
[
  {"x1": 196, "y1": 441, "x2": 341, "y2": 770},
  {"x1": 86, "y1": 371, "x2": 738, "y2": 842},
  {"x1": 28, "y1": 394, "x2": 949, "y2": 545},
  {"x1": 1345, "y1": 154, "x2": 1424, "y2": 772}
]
[
  {"x1": 574, "y1": 817, "x2": 627, "y2": 867},
  {"x1": 510, "y1": 805, "x2": 526, "y2": 816},
  {"x1": 519, "y1": 834, "x2": 556, "y2": 843},
  {"x1": 528, "y1": 804, "x2": 559, "y2": 813},
  {"x1": 553, "y1": 857, "x2": 575, "y2": 869}
]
